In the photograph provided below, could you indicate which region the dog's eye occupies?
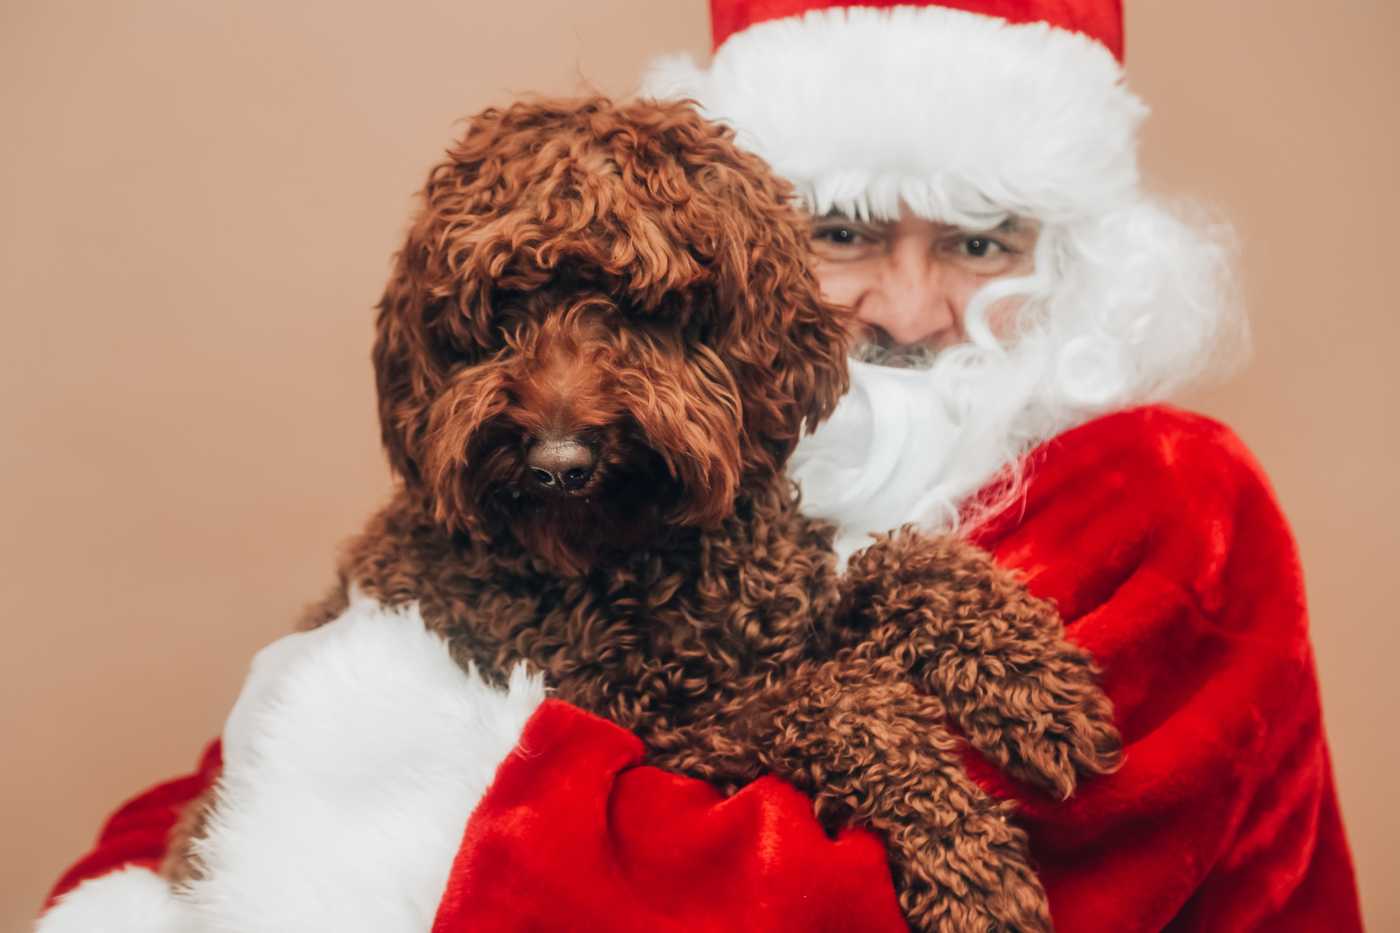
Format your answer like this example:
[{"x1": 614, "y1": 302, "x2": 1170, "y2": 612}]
[
  {"x1": 631, "y1": 293, "x2": 711, "y2": 346},
  {"x1": 487, "y1": 305, "x2": 534, "y2": 349},
  {"x1": 683, "y1": 313, "x2": 715, "y2": 347}
]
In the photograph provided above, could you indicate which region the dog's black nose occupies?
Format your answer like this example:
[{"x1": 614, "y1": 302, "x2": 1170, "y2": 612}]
[{"x1": 526, "y1": 436, "x2": 596, "y2": 492}]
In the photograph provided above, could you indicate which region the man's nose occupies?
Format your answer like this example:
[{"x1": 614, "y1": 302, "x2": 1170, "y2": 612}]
[{"x1": 858, "y1": 249, "x2": 958, "y2": 347}]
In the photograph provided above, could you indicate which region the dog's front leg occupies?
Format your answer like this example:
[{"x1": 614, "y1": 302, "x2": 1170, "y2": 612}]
[
  {"x1": 838, "y1": 530, "x2": 1122, "y2": 800},
  {"x1": 711, "y1": 661, "x2": 1054, "y2": 933}
]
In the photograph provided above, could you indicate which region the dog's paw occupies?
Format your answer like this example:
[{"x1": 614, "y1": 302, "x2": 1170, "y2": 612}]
[
  {"x1": 893, "y1": 803, "x2": 1054, "y2": 933},
  {"x1": 957, "y1": 653, "x2": 1123, "y2": 800}
]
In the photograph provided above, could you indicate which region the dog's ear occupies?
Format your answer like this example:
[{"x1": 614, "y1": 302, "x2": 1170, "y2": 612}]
[
  {"x1": 627, "y1": 102, "x2": 851, "y2": 476},
  {"x1": 373, "y1": 211, "x2": 438, "y2": 485},
  {"x1": 709, "y1": 182, "x2": 850, "y2": 474},
  {"x1": 372, "y1": 105, "x2": 541, "y2": 485}
]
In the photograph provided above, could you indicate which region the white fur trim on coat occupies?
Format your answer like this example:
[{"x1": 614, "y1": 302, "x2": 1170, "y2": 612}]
[
  {"x1": 37, "y1": 598, "x2": 546, "y2": 933},
  {"x1": 185, "y1": 598, "x2": 546, "y2": 932},
  {"x1": 35, "y1": 867, "x2": 186, "y2": 933},
  {"x1": 642, "y1": 5, "x2": 1146, "y2": 224}
]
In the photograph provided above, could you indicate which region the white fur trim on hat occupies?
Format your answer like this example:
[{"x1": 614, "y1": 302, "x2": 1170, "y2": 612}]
[{"x1": 642, "y1": 5, "x2": 1146, "y2": 224}]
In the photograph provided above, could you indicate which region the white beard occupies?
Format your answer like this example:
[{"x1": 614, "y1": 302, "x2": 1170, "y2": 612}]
[
  {"x1": 789, "y1": 346, "x2": 1069, "y2": 566},
  {"x1": 790, "y1": 360, "x2": 959, "y2": 560}
]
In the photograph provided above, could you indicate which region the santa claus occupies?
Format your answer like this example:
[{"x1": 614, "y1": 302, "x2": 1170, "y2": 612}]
[{"x1": 37, "y1": 2, "x2": 1362, "y2": 931}]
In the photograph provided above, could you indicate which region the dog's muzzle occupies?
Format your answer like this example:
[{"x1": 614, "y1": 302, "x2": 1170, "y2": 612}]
[{"x1": 524, "y1": 434, "x2": 596, "y2": 494}]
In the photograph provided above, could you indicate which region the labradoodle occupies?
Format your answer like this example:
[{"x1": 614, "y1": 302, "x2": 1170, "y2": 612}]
[{"x1": 173, "y1": 97, "x2": 1121, "y2": 932}]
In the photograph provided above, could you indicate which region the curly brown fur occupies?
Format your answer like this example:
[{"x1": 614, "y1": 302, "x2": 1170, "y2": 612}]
[
  {"x1": 837, "y1": 531, "x2": 1123, "y2": 801},
  {"x1": 660, "y1": 658, "x2": 1052, "y2": 931},
  {"x1": 170, "y1": 98, "x2": 1122, "y2": 931}
]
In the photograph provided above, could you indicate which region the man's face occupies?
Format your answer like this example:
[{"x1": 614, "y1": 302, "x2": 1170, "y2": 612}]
[{"x1": 810, "y1": 210, "x2": 1039, "y2": 366}]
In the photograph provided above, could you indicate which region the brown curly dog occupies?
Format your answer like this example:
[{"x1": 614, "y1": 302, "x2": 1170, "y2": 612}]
[{"x1": 170, "y1": 97, "x2": 1121, "y2": 932}]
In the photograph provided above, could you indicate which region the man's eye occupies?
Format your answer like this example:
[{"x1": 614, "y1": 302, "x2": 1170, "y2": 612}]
[
  {"x1": 810, "y1": 219, "x2": 884, "y2": 261},
  {"x1": 815, "y1": 226, "x2": 862, "y2": 244},
  {"x1": 961, "y1": 237, "x2": 1003, "y2": 258}
]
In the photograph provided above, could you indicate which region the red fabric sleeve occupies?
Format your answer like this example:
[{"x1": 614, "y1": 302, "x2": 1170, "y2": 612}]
[
  {"x1": 967, "y1": 406, "x2": 1362, "y2": 932},
  {"x1": 433, "y1": 699, "x2": 908, "y2": 933},
  {"x1": 44, "y1": 741, "x2": 222, "y2": 908}
]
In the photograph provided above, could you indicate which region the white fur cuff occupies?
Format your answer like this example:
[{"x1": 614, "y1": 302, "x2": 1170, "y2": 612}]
[
  {"x1": 35, "y1": 867, "x2": 188, "y2": 933},
  {"x1": 37, "y1": 599, "x2": 546, "y2": 933}
]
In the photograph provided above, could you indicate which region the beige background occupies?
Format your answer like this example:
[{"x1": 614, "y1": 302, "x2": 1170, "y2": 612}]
[{"x1": 2, "y1": 1, "x2": 1396, "y2": 927}]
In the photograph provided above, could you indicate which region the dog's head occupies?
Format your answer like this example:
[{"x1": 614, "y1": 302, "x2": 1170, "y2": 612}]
[{"x1": 374, "y1": 97, "x2": 849, "y2": 573}]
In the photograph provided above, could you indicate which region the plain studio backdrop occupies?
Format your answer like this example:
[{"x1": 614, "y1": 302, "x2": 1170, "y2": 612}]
[{"x1": 2, "y1": 1, "x2": 1396, "y2": 927}]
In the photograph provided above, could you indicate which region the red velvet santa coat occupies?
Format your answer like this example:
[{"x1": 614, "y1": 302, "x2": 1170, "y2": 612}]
[{"x1": 38, "y1": 407, "x2": 1363, "y2": 931}]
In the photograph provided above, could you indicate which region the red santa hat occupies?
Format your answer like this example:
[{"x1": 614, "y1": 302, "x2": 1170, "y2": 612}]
[{"x1": 642, "y1": 0, "x2": 1146, "y2": 225}]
